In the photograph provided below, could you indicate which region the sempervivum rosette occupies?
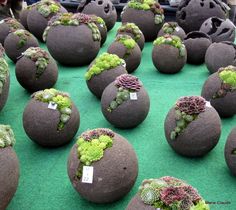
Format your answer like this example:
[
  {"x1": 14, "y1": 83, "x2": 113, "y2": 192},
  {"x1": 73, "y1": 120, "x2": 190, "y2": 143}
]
[{"x1": 158, "y1": 22, "x2": 186, "y2": 40}]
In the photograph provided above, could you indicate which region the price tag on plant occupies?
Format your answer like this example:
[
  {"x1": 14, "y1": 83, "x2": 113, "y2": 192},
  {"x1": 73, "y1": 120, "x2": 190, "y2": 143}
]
[
  {"x1": 48, "y1": 101, "x2": 57, "y2": 110},
  {"x1": 82, "y1": 166, "x2": 94, "y2": 184},
  {"x1": 130, "y1": 92, "x2": 138, "y2": 100},
  {"x1": 100, "y1": 24, "x2": 104, "y2": 28},
  {"x1": 175, "y1": 27, "x2": 180, "y2": 32},
  {"x1": 206, "y1": 101, "x2": 212, "y2": 108}
]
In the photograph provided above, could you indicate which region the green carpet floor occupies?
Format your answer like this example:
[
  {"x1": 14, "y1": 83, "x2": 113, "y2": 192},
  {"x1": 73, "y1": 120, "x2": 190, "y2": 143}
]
[{"x1": 2, "y1": 23, "x2": 236, "y2": 210}]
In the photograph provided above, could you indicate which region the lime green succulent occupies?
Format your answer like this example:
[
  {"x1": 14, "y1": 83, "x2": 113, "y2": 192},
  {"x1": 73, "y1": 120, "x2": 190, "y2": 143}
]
[
  {"x1": 219, "y1": 67, "x2": 236, "y2": 87},
  {"x1": 190, "y1": 200, "x2": 210, "y2": 210},
  {"x1": 0, "y1": 125, "x2": 15, "y2": 148},
  {"x1": 14, "y1": 29, "x2": 32, "y2": 49},
  {"x1": 116, "y1": 35, "x2": 136, "y2": 59},
  {"x1": 0, "y1": 58, "x2": 9, "y2": 95},
  {"x1": 36, "y1": 0, "x2": 60, "y2": 18},
  {"x1": 118, "y1": 23, "x2": 142, "y2": 42}
]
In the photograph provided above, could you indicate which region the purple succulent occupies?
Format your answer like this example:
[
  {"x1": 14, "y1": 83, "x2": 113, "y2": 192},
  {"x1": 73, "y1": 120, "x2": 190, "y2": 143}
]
[
  {"x1": 160, "y1": 186, "x2": 186, "y2": 205},
  {"x1": 81, "y1": 128, "x2": 115, "y2": 141},
  {"x1": 73, "y1": 13, "x2": 92, "y2": 24},
  {"x1": 115, "y1": 74, "x2": 142, "y2": 91},
  {"x1": 182, "y1": 185, "x2": 201, "y2": 202}
]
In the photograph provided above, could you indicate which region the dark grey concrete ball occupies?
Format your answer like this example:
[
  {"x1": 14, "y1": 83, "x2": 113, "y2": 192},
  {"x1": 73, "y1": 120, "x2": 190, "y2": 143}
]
[
  {"x1": 15, "y1": 56, "x2": 58, "y2": 92},
  {"x1": 126, "y1": 194, "x2": 155, "y2": 210},
  {"x1": 176, "y1": 0, "x2": 227, "y2": 33},
  {"x1": 4, "y1": 32, "x2": 39, "y2": 63},
  {"x1": 101, "y1": 82, "x2": 150, "y2": 128},
  {"x1": 107, "y1": 41, "x2": 141, "y2": 73},
  {"x1": 121, "y1": 8, "x2": 163, "y2": 41},
  {"x1": 20, "y1": 9, "x2": 30, "y2": 30},
  {"x1": 205, "y1": 41, "x2": 236, "y2": 74},
  {"x1": 201, "y1": 72, "x2": 236, "y2": 117},
  {"x1": 152, "y1": 44, "x2": 187, "y2": 74},
  {"x1": 158, "y1": 22, "x2": 186, "y2": 40},
  {"x1": 0, "y1": 74, "x2": 9, "y2": 112},
  {"x1": 46, "y1": 24, "x2": 100, "y2": 66},
  {"x1": 67, "y1": 133, "x2": 138, "y2": 203},
  {"x1": 164, "y1": 106, "x2": 221, "y2": 157},
  {"x1": 23, "y1": 98, "x2": 80, "y2": 147},
  {"x1": 225, "y1": 127, "x2": 236, "y2": 176},
  {"x1": 0, "y1": 147, "x2": 19, "y2": 210},
  {"x1": 86, "y1": 65, "x2": 127, "y2": 98},
  {"x1": 200, "y1": 17, "x2": 235, "y2": 43},
  {"x1": 96, "y1": 22, "x2": 107, "y2": 46},
  {"x1": 184, "y1": 31, "x2": 212, "y2": 64}
]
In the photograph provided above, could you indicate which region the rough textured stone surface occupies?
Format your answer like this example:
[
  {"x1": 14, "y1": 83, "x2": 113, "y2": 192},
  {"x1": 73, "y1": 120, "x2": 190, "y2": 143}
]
[
  {"x1": 126, "y1": 194, "x2": 155, "y2": 210},
  {"x1": 20, "y1": 9, "x2": 30, "y2": 30},
  {"x1": 0, "y1": 75, "x2": 9, "y2": 112}
]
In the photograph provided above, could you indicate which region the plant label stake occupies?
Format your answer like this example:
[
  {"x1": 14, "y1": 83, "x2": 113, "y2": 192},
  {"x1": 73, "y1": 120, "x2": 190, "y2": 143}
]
[
  {"x1": 130, "y1": 92, "x2": 138, "y2": 100},
  {"x1": 175, "y1": 27, "x2": 180, "y2": 32},
  {"x1": 82, "y1": 166, "x2": 94, "y2": 184},
  {"x1": 48, "y1": 101, "x2": 58, "y2": 110}
]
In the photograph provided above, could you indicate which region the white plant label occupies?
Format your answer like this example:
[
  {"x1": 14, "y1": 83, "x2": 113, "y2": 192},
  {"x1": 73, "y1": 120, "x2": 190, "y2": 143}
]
[
  {"x1": 48, "y1": 101, "x2": 58, "y2": 110},
  {"x1": 130, "y1": 92, "x2": 138, "y2": 100},
  {"x1": 100, "y1": 24, "x2": 104, "y2": 28},
  {"x1": 82, "y1": 166, "x2": 94, "y2": 184},
  {"x1": 206, "y1": 101, "x2": 212, "y2": 108},
  {"x1": 175, "y1": 27, "x2": 180, "y2": 32}
]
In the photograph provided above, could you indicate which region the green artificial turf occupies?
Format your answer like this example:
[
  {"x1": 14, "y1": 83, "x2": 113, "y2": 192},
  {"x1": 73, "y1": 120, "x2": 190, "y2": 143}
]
[{"x1": 3, "y1": 23, "x2": 236, "y2": 210}]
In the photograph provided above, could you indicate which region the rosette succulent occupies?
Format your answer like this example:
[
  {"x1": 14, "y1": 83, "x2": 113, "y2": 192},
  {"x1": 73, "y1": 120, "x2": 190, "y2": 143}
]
[
  {"x1": 0, "y1": 125, "x2": 16, "y2": 148},
  {"x1": 138, "y1": 176, "x2": 209, "y2": 210},
  {"x1": 163, "y1": 22, "x2": 178, "y2": 34},
  {"x1": 90, "y1": 15, "x2": 107, "y2": 30},
  {"x1": 154, "y1": 35, "x2": 186, "y2": 57},
  {"x1": 170, "y1": 96, "x2": 206, "y2": 140},
  {"x1": 35, "y1": 0, "x2": 61, "y2": 19},
  {"x1": 13, "y1": 29, "x2": 32, "y2": 49},
  {"x1": 76, "y1": 128, "x2": 114, "y2": 178},
  {"x1": 115, "y1": 34, "x2": 136, "y2": 58},
  {"x1": 33, "y1": 89, "x2": 72, "y2": 130},
  {"x1": 117, "y1": 23, "x2": 142, "y2": 42},
  {"x1": 85, "y1": 53, "x2": 125, "y2": 81},
  {"x1": 0, "y1": 44, "x2": 4, "y2": 57},
  {"x1": 22, "y1": 47, "x2": 50, "y2": 79},
  {"x1": 0, "y1": 18, "x2": 22, "y2": 32},
  {"x1": 0, "y1": 57, "x2": 9, "y2": 95}
]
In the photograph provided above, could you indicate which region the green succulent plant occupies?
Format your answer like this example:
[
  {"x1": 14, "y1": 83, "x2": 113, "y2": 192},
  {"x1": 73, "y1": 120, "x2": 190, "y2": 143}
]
[
  {"x1": 13, "y1": 29, "x2": 32, "y2": 49},
  {"x1": 163, "y1": 22, "x2": 178, "y2": 34},
  {"x1": 190, "y1": 200, "x2": 210, "y2": 210},
  {"x1": 0, "y1": 125, "x2": 15, "y2": 148},
  {"x1": 1, "y1": 18, "x2": 22, "y2": 32},
  {"x1": 118, "y1": 23, "x2": 142, "y2": 42},
  {"x1": 36, "y1": 0, "x2": 60, "y2": 18},
  {"x1": 140, "y1": 187, "x2": 159, "y2": 205},
  {"x1": 0, "y1": 57, "x2": 9, "y2": 95}
]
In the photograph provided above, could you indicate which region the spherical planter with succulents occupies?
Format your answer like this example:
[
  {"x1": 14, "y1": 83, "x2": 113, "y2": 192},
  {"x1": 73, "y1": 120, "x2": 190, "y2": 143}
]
[
  {"x1": 200, "y1": 17, "x2": 235, "y2": 43},
  {"x1": 121, "y1": 0, "x2": 164, "y2": 41},
  {"x1": 101, "y1": 74, "x2": 150, "y2": 128},
  {"x1": 152, "y1": 35, "x2": 187, "y2": 74},
  {"x1": 0, "y1": 125, "x2": 19, "y2": 210},
  {"x1": 158, "y1": 22, "x2": 186, "y2": 40},
  {"x1": 183, "y1": 31, "x2": 212, "y2": 64},
  {"x1": 4, "y1": 29, "x2": 39, "y2": 63},
  {"x1": 164, "y1": 96, "x2": 221, "y2": 157},
  {"x1": 67, "y1": 128, "x2": 138, "y2": 203},
  {"x1": 20, "y1": 3, "x2": 38, "y2": 30},
  {"x1": 201, "y1": 66, "x2": 236, "y2": 118},
  {"x1": 23, "y1": 89, "x2": 80, "y2": 147},
  {"x1": 27, "y1": 0, "x2": 67, "y2": 41},
  {"x1": 107, "y1": 35, "x2": 141, "y2": 73},
  {"x1": 85, "y1": 53, "x2": 127, "y2": 98},
  {"x1": 126, "y1": 176, "x2": 210, "y2": 210},
  {"x1": 15, "y1": 47, "x2": 58, "y2": 92},
  {"x1": 77, "y1": 0, "x2": 117, "y2": 31},
  {"x1": 117, "y1": 23, "x2": 145, "y2": 51},
  {"x1": 225, "y1": 127, "x2": 236, "y2": 176},
  {"x1": 44, "y1": 13, "x2": 101, "y2": 66},
  {"x1": 0, "y1": 18, "x2": 24, "y2": 45},
  {"x1": 205, "y1": 41, "x2": 236, "y2": 74},
  {"x1": 176, "y1": 0, "x2": 228, "y2": 33}
]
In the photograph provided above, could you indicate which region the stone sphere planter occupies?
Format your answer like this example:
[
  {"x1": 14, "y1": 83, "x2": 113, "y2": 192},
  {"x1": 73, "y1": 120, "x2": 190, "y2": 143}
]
[
  {"x1": 201, "y1": 66, "x2": 236, "y2": 118},
  {"x1": 225, "y1": 127, "x2": 236, "y2": 176},
  {"x1": 0, "y1": 125, "x2": 19, "y2": 210},
  {"x1": 15, "y1": 47, "x2": 58, "y2": 92},
  {"x1": 121, "y1": 0, "x2": 164, "y2": 41},
  {"x1": 183, "y1": 31, "x2": 212, "y2": 64},
  {"x1": 77, "y1": 0, "x2": 117, "y2": 31},
  {"x1": 0, "y1": 18, "x2": 24, "y2": 45},
  {"x1": 205, "y1": 41, "x2": 236, "y2": 74},
  {"x1": 176, "y1": 0, "x2": 228, "y2": 33},
  {"x1": 164, "y1": 96, "x2": 221, "y2": 157},
  {"x1": 20, "y1": 3, "x2": 38, "y2": 30},
  {"x1": 85, "y1": 53, "x2": 127, "y2": 98},
  {"x1": 101, "y1": 74, "x2": 150, "y2": 128},
  {"x1": 4, "y1": 29, "x2": 39, "y2": 63},
  {"x1": 44, "y1": 13, "x2": 101, "y2": 66},
  {"x1": 107, "y1": 35, "x2": 141, "y2": 73},
  {"x1": 0, "y1": 57, "x2": 10, "y2": 112},
  {"x1": 23, "y1": 89, "x2": 80, "y2": 147},
  {"x1": 200, "y1": 17, "x2": 235, "y2": 43},
  {"x1": 117, "y1": 22, "x2": 145, "y2": 51},
  {"x1": 27, "y1": 0, "x2": 67, "y2": 41},
  {"x1": 158, "y1": 22, "x2": 186, "y2": 40},
  {"x1": 126, "y1": 176, "x2": 209, "y2": 210},
  {"x1": 152, "y1": 35, "x2": 187, "y2": 74},
  {"x1": 67, "y1": 128, "x2": 138, "y2": 203}
]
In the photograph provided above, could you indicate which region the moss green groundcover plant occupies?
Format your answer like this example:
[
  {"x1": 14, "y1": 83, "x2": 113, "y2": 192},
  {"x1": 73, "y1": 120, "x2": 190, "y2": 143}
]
[
  {"x1": 117, "y1": 23, "x2": 142, "y2": 42},
  {"x1": 0, "y1": 125, "x2": 15, "y2": 148},
  {"x1": 0, "y1": 57, "x2": 9, "y2": 95}
]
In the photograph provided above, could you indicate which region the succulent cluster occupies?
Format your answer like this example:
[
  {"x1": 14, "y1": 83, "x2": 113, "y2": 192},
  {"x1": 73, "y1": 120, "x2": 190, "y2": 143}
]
[
  {"x1": 163, "y1": 22, "x2": 178, "y2": 35},
  {"x1": 127, "y1": 0, "x2": 163, "y2": 14},
  {"x1": 116, "y1": 34, "x2": 136, "y2": 58},
  {"x1": 0, "y1": 125, "x2": 16, "y2": 148},
  {"x1": 85, "y1": 53, "x2": 125, "y2": 81},
  {"x1": 0, "y1": 58, "x2": 9, "y2": 95},
  {"x1": 117, "y1": 23, "x2": 142, "y2": 42},
  {"x1": 13, "y1": 29, "x2": 32, "y2": 49},
  {"x1": 139, "y1": 176, "x2": 209, "y2": 210},
  {"x1": 107, "y1": 74, "x2": 142, "y2": 112},
  {"x1": 1, "y1": 18, "x2": 22, "y2": 32},
  {"x1": 0, "y1": 44, "x2": 4, "y2": 57},
  {"x1": 43, "y1": 13, "x2": 101, "y2": 42},
  {"x1": 213, "y1": 66, "x2": 236, "y2": 99},
  {"x1": 22, "y1": 47, "x2": 50, "y2": 79},
  {"x1": 76, "y1": 128, "x2": 114, "y2": 178},
  {"x1": 33, "y1": 89, "x2": 72, "y2": 130},
  {"x1": 90, "y1": 15, "x2": 107, "y2": 30},
  {"x1": 154, "y1": 35, "x2": 186, "y2": 57},
  {"x1": 170, "y1": 96, "x2": 206, "y2": 140},
  {"x1": 36, "y1": 0, "x2": 60, "y2": 18}
]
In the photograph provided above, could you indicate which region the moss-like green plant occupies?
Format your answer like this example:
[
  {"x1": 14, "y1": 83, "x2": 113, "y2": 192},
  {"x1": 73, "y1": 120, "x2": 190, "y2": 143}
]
[
  {"x1": 163, "y1": 22, "x2": 178, "y2": 34},
  {"x1": 33, "y1": 89, "x2": 72, "y2": 130},
  {"x1": 116, "y1": 34, "x2": 136, "y2": 59},
  {"x1": 90, "y1": 15, "x2": 107, "y2": 30},
  {"x1": 0, "y1": 125, "x2": 16, "y2": 148},
  {"x1": 36, "y1": 0, "x2": 60, "y2": 18},
  {"x1": 0, "y1": 18, "x2": 22, "y2": 32},
  {"x1": 0, "y1": 58, "x2": 9, "y2": 95},
  {"x1": 117, "y1": 23, "x2": 142, "y2": 42},
  {"x1": 13, "y1": 29, "x2": 32, "y2": 49},
  {"x1": 22, "y1": 47, "x2": 50, "y2": 79},
  {"x1": 190, "y1": 200, "x2": 210, "y2": 210},
  {"x1": 153, "y1": 35, "x2": 186, "y2": 57},
  {"x1": 85, "y1": 53, "x2": 125, "y2": 80}
]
